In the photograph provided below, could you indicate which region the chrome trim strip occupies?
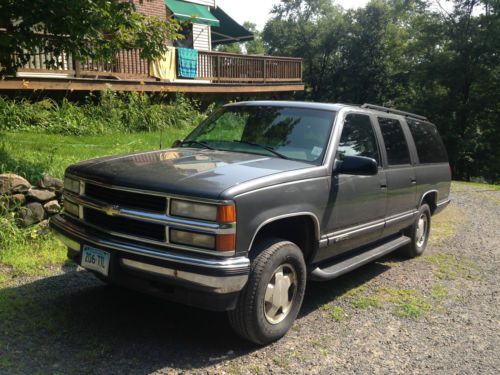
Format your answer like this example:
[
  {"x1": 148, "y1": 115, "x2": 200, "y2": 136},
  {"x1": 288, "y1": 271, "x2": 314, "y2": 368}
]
[
  {"x1": 51, "y1": 215, "x2": 249, "y2": 270},
  {"x1": 385, "y1": 210, "x2": 417, "y2": 226},
  {"x1": 327, "y1": 221, "x2": 385, "y2": 243},
  {"x1": 437, "y1": 199, "x2": 451, "y2": 207},
  {"x1": 120, "y1": 259, "x2": 248, "y2": 294},
  {"x1": 323, "y1": 210, "x2": 417, "y2": 243}
]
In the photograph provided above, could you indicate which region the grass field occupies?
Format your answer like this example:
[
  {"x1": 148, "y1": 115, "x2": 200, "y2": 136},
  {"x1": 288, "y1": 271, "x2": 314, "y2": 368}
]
[
  {"x1": 0, "y1": 130, "x2": 193, "y2": 277},
  {"x1": 0, "y1": 129, "x2": 192, "y2": 182}
]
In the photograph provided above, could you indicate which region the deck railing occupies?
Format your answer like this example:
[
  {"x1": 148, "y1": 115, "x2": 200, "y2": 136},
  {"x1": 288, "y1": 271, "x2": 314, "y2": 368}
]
[{"x1": 14, "y1": 48, "x2": 303, "y2": 84}]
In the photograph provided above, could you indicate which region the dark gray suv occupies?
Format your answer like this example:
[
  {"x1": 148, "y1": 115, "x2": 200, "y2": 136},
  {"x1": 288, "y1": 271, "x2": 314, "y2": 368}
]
[{"x1": 50, "y1": 101, "x2": 451, "y2": 345}]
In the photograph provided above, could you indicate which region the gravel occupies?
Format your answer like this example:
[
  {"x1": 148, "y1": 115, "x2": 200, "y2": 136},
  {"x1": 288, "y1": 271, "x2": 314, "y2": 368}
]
[{"x1": 1, "y1": 184, "x2": 498, "y2": 375}]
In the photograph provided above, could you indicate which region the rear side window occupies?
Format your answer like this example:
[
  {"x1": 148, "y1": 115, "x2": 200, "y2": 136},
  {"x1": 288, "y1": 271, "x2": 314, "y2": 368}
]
[
  {"x1": 338, "y1": 114, "x2": 380, "y2": 163},
  {"x1": 407, "y1": 119, "x2": 448, "y2": 163},
  {"x1": 378, "y1": 117, "x2": 411, "y2": 165}
]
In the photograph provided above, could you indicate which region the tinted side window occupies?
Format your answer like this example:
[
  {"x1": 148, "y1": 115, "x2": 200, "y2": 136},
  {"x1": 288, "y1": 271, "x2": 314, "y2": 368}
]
[
  {"x1": 407, "y1": 119, "x2": 448, "y2": 163},
  {"x1": 338, "y1": 114, "x2": 379, "y2": 163},
  {"x1": 378, "y1": 117, "x2": 411, "y2": 165}
]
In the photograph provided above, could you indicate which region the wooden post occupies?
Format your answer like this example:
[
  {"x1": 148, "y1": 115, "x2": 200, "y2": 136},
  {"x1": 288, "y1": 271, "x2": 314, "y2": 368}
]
[
  {"x1": 263, "y1": 58, "x2": 267, "y2": 83},
  {"x1": 74, "y1": 57, "x2": 81, "y2": 77}
]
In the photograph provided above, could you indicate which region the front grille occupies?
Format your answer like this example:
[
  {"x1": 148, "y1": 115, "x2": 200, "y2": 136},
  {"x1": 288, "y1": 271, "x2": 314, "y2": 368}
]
[
  {"x1": 85, "y1": 183, "x2": 167, "y2": 213},
  {"x1": 83, "y1": 207, "x2": 166, "y2": 242}
]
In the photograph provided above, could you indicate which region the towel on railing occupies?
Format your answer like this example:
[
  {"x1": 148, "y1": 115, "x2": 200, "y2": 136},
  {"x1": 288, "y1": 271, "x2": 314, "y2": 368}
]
[
  {"x1": 177, "y1": 48, "x2": 198, "y2": 79},
  {"x1": 150, "y1": 47, "x2": 176, "y2": 81}
]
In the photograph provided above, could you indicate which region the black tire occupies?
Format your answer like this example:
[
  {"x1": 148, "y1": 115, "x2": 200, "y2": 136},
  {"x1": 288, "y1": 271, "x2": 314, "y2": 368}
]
[
  {"x1": 401, "y1": 204, "x2": 431, "y2": 258},
  {"x1": 228, "y1": 239, "x2": 306, "y2": 345}
]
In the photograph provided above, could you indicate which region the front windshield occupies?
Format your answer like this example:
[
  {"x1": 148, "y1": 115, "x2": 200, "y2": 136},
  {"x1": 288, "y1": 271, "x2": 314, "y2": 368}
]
[{"x1": 182, "y1": 106, "x2": 337, "y2": 164}]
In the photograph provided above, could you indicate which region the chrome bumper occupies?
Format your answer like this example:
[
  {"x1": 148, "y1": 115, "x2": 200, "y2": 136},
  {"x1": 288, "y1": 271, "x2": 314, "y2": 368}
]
[{"x1": 50, "y1": 214, "x2": 249, "y2": 294}]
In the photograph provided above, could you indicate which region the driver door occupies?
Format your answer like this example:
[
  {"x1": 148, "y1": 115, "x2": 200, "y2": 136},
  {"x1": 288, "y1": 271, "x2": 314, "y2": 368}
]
[{"x1": 319, "y1": 113, "x2": 387, "y2": 262}]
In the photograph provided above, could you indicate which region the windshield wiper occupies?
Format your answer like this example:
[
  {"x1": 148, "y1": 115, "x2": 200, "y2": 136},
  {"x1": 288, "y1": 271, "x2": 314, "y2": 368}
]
[
  {"x1": 180, "y1": 140, "x2": 214, "y2": 150},
  {"x1": 233, "y1": 140, "x2": 289, "y2": 160}
]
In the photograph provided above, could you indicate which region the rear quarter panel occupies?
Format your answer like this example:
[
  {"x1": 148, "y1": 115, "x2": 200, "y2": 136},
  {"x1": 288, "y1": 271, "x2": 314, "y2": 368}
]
[{"x1": 415, "y1": 163, "x2": 452, "y2": 207}]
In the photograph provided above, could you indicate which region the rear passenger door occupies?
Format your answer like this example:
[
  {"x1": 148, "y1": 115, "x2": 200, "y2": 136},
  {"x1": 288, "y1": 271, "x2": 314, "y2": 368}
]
[{"x1": 376, "y1": 117, "x2": 417, "y2": 235}]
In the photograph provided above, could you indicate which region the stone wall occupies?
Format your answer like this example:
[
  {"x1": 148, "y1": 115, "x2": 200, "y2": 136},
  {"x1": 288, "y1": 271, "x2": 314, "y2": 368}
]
[{"x1": 0, "y1": 174, "x2": 63, "y2": 227}]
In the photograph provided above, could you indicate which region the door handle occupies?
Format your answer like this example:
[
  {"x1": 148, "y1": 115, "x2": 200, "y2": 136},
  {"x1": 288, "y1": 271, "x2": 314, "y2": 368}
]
[
  {"x1": 410, "y1": 178, "x2": 417, "y2": 184},
  {"x1": 380, "y1": 184, "x2": 388, "y2": 189}
]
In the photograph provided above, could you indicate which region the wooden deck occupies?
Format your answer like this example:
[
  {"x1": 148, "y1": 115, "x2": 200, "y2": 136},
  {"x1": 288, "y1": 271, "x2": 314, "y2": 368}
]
[{"x1": 3, "y1": 49, "x2": 304, "y2": 93}]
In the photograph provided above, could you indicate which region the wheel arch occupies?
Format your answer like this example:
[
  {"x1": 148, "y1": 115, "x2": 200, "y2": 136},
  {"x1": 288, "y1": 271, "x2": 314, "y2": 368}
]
[
  {"x1": 419, "y1": 189, "x2": 438, "y2": 214},
  {"x1": 248, "y1": 213, "x2": 320, "y2": 263}
]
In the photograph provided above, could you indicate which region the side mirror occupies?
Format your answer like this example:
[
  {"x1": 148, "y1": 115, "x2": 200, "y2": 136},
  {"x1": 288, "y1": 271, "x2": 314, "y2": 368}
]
[
  {"x1": 172, "y1": 139, "x2": 183, "y2": 148},
  {"x1": 335, "y1": 155, "x2": 378, "y2": 176}
]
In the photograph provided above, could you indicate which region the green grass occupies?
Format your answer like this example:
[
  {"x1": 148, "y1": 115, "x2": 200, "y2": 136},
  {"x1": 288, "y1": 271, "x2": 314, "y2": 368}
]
[
  {"x1": 0, "y1": 129, "x2": 192, "y2": 182},
  {"x1": 423, "y1": 253, "x2": 481, "y2": 281},
  {"x1": 320, "y1": 304, "x2": 347, "y2": 321},
  {"x1": 0, "y1": 130, "x2": 193, "y2": 277}
]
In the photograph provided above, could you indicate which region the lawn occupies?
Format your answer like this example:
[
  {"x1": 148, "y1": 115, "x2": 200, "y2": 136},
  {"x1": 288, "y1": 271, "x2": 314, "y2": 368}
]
[
  {"x1": 0, "y1": 130, "x2": 192, "y2": 182},
  {"x1": 0, "y1": 129, "x2": 193, "y2": 278}
]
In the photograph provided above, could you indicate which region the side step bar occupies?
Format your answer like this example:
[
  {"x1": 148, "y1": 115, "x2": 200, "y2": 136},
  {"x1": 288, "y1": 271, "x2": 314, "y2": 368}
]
[{"x1": 310, "y1": 236, "x2": 411, "y2": 281}]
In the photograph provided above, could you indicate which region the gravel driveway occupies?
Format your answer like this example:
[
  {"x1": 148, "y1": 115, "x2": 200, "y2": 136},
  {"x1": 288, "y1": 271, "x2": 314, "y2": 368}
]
[{"x1": 1, "y1": 183, "x2": 499, "y2": 374}]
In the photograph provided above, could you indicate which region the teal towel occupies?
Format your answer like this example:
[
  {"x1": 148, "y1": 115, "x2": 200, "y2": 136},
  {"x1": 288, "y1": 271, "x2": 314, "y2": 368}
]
[{"x1": 178, "y1": 48, "x2": 198, "y2": 79}]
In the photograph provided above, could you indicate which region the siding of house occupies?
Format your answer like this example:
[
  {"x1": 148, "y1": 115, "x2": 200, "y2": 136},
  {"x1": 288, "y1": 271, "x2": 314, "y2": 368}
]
[{"x1": 192, "y1": 24, "x2": 211, "y2": 51}]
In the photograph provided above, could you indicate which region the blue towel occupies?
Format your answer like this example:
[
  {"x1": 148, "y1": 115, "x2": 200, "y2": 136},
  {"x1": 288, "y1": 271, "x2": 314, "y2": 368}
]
[{"x1": 177, "y1": 48, "x2": 198, "y2": 79}]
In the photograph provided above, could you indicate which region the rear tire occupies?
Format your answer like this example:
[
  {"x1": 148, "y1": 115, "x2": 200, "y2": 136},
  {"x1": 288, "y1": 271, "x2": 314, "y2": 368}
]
[
  {"x1": 401, "y1": 204, "x2": 431, "y2": 258},
  {"x1": 228, "y1": 239, "x2": 306, "y2": 345}
]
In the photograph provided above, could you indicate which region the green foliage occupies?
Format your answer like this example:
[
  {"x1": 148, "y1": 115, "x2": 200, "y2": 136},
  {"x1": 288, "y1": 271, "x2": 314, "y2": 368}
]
[
  {"x1": 0, "y1": 130, "x2": 193, "y2": 182},
  {"x1": 0, "y1": 0, "x2": 181, "y2": 75},
  {"x1": 263, "y1": 0, "x2": 500, "y2": 183},
  {"x1": 0, "y1": 92, "x2": 208, "y2": 136}
]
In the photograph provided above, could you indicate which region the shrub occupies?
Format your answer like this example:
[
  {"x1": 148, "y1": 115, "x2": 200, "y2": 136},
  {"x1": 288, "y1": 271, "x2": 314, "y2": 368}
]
[{"x1": 0, "y1": 92, "x2": 210, "y2": 135}]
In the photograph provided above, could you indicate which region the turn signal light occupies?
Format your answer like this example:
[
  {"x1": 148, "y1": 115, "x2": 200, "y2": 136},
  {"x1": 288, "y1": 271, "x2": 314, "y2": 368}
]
[
  {"x1": 216, "y1": 234, "x2": 236, "y2": 252},
  {"x1": 217, "y1": 204, "x2": 236, "y2": 223}
]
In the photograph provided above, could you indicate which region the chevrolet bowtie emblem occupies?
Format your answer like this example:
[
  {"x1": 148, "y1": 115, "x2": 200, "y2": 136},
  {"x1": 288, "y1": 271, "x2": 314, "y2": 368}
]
[{"x1": 104, "y1": 205, "x2": 120, "y2": 217}]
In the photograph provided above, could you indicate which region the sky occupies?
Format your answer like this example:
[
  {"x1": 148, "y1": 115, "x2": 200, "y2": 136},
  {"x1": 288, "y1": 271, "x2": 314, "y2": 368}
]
[{"x1": 216, "y1": 0, "x2": 371, "y2": 30}]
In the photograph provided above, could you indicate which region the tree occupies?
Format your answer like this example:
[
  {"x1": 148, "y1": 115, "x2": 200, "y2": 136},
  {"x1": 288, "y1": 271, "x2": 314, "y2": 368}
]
[{"x1": 0, "y1": 0, "x2": 181, "y2": 75}]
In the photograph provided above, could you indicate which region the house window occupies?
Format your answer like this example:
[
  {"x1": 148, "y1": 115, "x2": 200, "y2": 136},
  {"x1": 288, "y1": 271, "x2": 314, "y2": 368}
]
[{"x1": 175, "y1": 24, "x2": 194, "y2": 48}]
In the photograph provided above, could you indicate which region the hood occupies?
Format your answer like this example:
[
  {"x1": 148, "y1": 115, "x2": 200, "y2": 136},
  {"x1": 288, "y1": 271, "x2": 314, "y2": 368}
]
[{"x1": 67, "y1": 148, "x2": 315, "y2": 199}]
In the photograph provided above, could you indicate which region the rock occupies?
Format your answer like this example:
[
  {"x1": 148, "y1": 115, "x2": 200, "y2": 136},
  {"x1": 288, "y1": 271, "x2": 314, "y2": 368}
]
[
  {"x1": 37, "y1": 219, "x2": 50, "y2": 234},
  {"x1": 26, "y1": 188, "x2": 57, "y2": 203},
  {"x1": 18, "y1": 202, "x2": 45, "y2": 227},
  {"x1": 37, "y1": 175, "x2": 64, "y2": 192},
  {"x1": 0, "y1": 173, "x2": 32, "y2": 194},
  {"x1": 43, "y1": 200, "x2": 61, "y2": 215},
  {"x1": 12, "y1": 193, "x2": 26, "y2": 206}
]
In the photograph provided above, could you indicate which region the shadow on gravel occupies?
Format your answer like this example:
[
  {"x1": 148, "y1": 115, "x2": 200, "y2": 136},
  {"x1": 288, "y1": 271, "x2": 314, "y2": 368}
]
[{"x1": 0, "y1": 260, "x2": 393, "y2": 374}]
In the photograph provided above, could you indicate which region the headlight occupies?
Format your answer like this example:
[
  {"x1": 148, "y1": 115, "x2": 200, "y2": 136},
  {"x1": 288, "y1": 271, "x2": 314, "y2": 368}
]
[
  {"x1": 170, "y1": 229, "x2": 216, "y2": 249},
  {"x1": 64, "y1": 177, "x2": 80, "y2": 194},
  {"x1": 63, "y1": 200, "x2": 80, "y2": 217},
  {"x1": 170, "y1": 199, "x2": 218, "y2": 221},
  {"x1": 170, "y1": 199, "x2": 236, "y2": 223}
]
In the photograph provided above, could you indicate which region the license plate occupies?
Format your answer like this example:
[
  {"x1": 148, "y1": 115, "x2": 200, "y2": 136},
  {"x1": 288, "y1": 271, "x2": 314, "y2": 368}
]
[{"x1": 81, "y1": 245, "x2": 110, "y2": 276}]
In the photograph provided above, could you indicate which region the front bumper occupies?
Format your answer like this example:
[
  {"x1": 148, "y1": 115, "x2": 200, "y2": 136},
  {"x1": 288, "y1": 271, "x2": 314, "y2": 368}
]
[{"x1": 50, "y1": 214, "x2": 250, "y2": 310}]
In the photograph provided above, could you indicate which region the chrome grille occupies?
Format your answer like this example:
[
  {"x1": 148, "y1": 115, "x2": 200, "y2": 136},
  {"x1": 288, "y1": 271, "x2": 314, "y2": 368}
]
[{"x1": 85, "y1": 183, "x2": 167, "y2": 213}]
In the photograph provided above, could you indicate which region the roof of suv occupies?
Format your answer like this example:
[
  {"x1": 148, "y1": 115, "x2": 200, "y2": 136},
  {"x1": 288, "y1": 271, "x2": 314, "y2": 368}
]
[
  {"x1": 225, "y1": 101, "x2": 347, "y2": 112},
  {"x1": 227, "y1": 101, "x2": 429, "y2": 122}
]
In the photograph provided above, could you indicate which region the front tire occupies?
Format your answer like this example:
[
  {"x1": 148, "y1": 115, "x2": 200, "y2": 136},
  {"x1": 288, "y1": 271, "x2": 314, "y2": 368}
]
[
  {"x1": 401, "y1": 204, "x2": 431, "y2": 258},
  {"x1": 228, "y1": 239, "x2": 306, "y2": 345}
]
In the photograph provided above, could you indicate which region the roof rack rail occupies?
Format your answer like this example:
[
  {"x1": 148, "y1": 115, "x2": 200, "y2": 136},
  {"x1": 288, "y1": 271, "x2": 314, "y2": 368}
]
[{"x1": 361, "y1": 103, "x2": 428, "y2": 121}]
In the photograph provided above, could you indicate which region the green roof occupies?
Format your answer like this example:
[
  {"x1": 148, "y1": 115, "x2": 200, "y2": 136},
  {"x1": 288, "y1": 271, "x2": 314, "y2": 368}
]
[
  {"x1": 211, "y1": 6, "x2": 254, "y2": 45},
  {"x1": 164, "y1": 0, "x2": 219, "y2": 27}
]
